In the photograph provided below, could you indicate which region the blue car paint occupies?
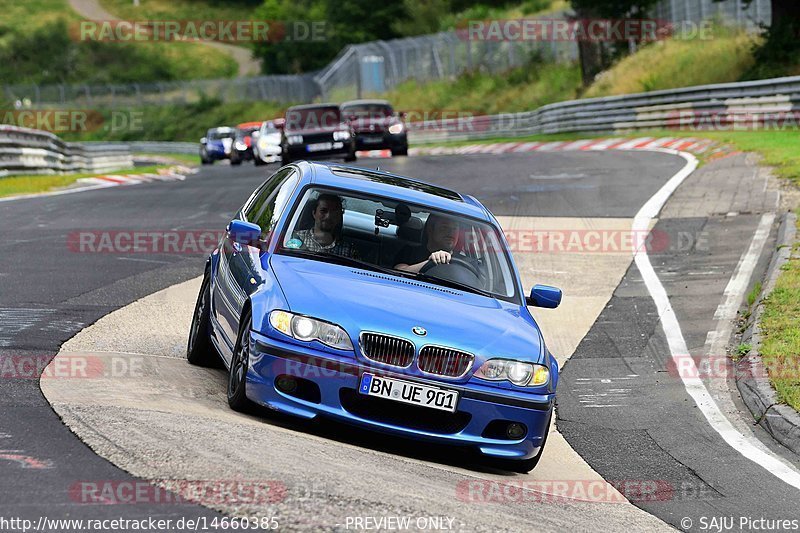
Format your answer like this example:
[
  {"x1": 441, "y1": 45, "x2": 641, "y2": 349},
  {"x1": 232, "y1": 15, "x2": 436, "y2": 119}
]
[{"x1": 205, "y1": 161, "x2": 559, "y2": 462}]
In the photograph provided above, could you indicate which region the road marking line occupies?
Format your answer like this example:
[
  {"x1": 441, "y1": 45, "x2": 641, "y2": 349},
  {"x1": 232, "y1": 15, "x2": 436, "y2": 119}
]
[
  {"x1": 633, "y1": 149, "x2": 800, "y2": 490},
  {"x1": 704, "y1": 213, "x2": 781, "y2": 444}
]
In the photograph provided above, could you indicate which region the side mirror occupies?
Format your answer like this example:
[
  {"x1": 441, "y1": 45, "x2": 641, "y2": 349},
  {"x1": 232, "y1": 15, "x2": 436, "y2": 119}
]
[
  {"x1": 251, "y1": 131, "x2": 260, "y2": 139},
  {"x1": 200, "y1": 137, "x2": 207, "y2": 144},
  {"x1": 526, "y1": 284, "x2": 562, "y2": 309},
  {"x1": 226, "y1": 219, "x2": 261, "y2": 246}
]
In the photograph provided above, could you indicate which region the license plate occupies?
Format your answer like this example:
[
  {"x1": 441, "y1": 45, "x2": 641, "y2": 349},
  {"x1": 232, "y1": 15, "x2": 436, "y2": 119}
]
[
  {"x1": 307, "y1": 142, "x2": 333, "y2": 152},
  {"x1": 362, "y1": 136, "x2": 383, "y2": 144},
  {"x1": 359, "y1": 373, "x2": 459, "y2": 413}
]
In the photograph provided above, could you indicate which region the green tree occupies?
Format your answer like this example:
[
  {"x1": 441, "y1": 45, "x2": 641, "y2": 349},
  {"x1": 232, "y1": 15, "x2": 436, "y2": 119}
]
[
  {"x1": 717, "y1": 0, "x2": 800, "y2": 79},
  {"x1": 570, "y1": 0, "x2": 660, "y2": 85}
]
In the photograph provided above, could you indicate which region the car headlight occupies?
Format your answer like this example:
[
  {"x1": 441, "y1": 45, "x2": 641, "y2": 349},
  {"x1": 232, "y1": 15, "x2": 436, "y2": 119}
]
[
  {"x1": 474, "y1": 359, "x2": 549, "y2": 387},
  {"x1": 235, "y1": 141, "x2": 247, "y2": 151},
  {"x1": 332, "y1": 130, "x2": 351, "y2": 141},
  {"x1": 287, "y1": 135, "x2": 303, "y2": 145},
  {"x1": 388, "y1": 123, "x2": 404, "y2": 135},
  {"x1": 258, "y1": 138, "x2": 269, "y2": 150},
  {"x1": 268, "y1": 310, "x2": 353, "y2": 351}
]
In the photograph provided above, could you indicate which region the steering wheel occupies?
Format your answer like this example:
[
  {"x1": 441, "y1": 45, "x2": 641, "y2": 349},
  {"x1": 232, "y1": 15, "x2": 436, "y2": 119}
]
[{"x1": 420, "y1": 256, "x2": 482, "y2": 279}]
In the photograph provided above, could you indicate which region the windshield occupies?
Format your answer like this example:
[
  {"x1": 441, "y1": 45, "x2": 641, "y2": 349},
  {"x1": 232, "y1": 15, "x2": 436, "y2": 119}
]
[
  {"x1": 285, "y1": 106, "x2": 342, "y2": 131},
  {"x1": 208, "y1": 130, "x2": 234, "y2": 140},
  {"x1": 278, "y1": 187, "x2": 519, "y2": 302},
  {"x1": 341, "y1": 104, "x2": 393, "y2": 118}
]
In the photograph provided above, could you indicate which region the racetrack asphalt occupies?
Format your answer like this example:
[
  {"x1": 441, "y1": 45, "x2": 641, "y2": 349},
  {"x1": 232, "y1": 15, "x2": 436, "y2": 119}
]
[{"x1": 1, "y1": 150, "x2": 797, "y2": 531}]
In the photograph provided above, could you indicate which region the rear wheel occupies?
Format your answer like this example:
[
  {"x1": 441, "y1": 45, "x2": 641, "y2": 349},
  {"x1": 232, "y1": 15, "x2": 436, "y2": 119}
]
[
  {"x1": 228, "y1": 308, "x2": 255, "y2": 412},
  {"x1": 187, "y1": 274, "x2": 220, "y2": 367},
  {"x1": 391, "y1": 146, "x2": 408, "y2": 157}
]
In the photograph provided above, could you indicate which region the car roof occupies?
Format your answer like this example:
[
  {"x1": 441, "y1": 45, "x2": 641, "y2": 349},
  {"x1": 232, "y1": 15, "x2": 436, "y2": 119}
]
[
  {"x1": 209, "y1": 127, "x2": 234, "y2": 133},
  {"x1": 287, "y1": 103, "x2": 340, "y2": 111},
  {"x1": 237, "y1": 121, "x2": 262, "y2": 129},
  {"x1": 341, "y1": 99, "x2": 392, "y2": 107},
  {"x1": 298, "y1": 161, "x2": 490, "y2": 221}
]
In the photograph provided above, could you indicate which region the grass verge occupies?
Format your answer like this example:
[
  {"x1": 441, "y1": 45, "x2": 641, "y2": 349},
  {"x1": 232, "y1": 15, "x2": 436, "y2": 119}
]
[
  {"x1": 759, "y1": 211, "x2": 800, "y2": 411},
  {"x1": 134, "y1": 152, "x2": 199, "y2": 165},
  {"x1": 585, "y1": 26, "x2": 759, "y2": 97},
  {"x1": 0, "y1": 165, "x2": 164, "y2": 198}
]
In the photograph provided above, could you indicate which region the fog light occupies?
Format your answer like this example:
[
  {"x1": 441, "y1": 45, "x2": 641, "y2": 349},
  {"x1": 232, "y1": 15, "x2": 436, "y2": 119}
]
[
  {"x1": 506, "y1": 423, "x2": 526, "y2": 439},
  {"x1": 276, "y1": 375, "x2": 298, "y2": 394}
]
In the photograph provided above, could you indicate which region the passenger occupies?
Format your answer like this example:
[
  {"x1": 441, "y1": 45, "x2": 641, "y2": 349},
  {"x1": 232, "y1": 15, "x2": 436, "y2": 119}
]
[
  {"x1": 292, "y1": 193, "x2": 358, "y2": 258},
  {"x1": 394, "y1": 213, "x2": 460, "y2": 273}
]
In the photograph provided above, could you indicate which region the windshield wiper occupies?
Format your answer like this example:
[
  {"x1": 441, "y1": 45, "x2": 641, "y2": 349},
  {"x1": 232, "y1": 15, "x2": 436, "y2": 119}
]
[
  {"x1": 286, "y1": 249, "x2": 408, "y2": 277},
  {"x1": 413, "y1": 272, "x2": 493, "y2": 298}
]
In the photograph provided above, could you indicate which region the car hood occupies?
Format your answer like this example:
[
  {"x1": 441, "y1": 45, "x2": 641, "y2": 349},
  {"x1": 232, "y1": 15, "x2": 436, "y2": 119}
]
[
  {"x1": 269, "y1": 254, "x2": 544, "y2": 364},
  {"x1": 350, "y1": 117, "x2": 396, "y2": 133},
  {"x1": 284, "y1": 125, "x2": 347, "y2": 136}
]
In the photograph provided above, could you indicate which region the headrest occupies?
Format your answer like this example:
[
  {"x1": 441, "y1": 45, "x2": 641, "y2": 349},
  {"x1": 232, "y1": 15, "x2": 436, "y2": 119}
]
[{"x1": 397, "y1": 216, "x2": 423, "y2": 243}]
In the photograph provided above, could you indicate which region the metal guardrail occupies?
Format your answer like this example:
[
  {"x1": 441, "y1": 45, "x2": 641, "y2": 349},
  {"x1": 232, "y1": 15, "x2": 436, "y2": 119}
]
[
  {"x1": 406, "y1": 74, "x2": 800, "y2": 143},
  {"x1": 0, "y1": 126, "x2": 133, "y2": 177}
]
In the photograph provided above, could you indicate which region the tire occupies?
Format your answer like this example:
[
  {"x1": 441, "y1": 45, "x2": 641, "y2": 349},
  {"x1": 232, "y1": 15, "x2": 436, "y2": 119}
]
[
  {"x1": 254, "y1": 156, "x2": 265, "y2": 166},
  {"x1": 391, "y1": 146, "x2": 408, "y2": 157},
  {"x1": 227, "y1": 308, "x2": 255, "y2": 412},
  {"x1": 187, "y1": 273, "x2": 220, "y2": 367},
  {"x1": 231, "y1": 157, "x2": 242, "y2": 166},
  {"x1": 490, "y1": 409, "x2": 552, "y2": 473},
  {"x1": 344, "y1": 150, "x2": 357, "y2": 162},
  {"x1": 282, "y1": 150, "x2": 293, "y2": 164}
]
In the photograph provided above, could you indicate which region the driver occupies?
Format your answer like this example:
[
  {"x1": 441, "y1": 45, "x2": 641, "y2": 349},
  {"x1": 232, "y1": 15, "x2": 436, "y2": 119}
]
[
  {"x1": 394, "y1": 213, "x2": 460, "y2": 273},
  {"x1": 292, "y1": 193, "x2": 358, "y2": 258}
]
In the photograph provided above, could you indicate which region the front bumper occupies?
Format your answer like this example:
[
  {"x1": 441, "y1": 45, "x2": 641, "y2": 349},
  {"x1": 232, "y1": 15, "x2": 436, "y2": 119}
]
[
  {"x1": 285, "y1": 141, "x2": 353, "y2": 160},
  {"x1": 256, "y1": 145, "x2": 282, "y2": 163},
  {"x1": 354, "y1": 132, "x2": 407, "y2": 151},
  {"x1": 246, "y1": 331, "x2": 554, "y2": 460}
]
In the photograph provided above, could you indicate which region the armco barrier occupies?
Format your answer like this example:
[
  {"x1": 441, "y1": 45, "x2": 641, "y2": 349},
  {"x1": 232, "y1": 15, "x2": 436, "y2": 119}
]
[
  {"x1": 0, "y1": 125, "x2": 133, "y2": 177},
  {"x1": 405, "y1": 74, "x2": 800, "y2": 143}
]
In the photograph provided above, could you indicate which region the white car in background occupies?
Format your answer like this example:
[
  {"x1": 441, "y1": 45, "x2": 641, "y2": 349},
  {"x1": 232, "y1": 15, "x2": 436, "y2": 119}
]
[{"x1": 253, "y1": 119, "x2": 285, "y2": 166}]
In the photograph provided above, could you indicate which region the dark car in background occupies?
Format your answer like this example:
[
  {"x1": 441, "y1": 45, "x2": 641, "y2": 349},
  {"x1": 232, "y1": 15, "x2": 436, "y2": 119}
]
[
  {"x1": 230, "y1": 122, "x2": 262, "y2": 166},
  {"x1": 281, "y1": 104, "x2": 356, "y2": 164},
  {"x1": 200, "y1": 127, "x2": 236, "y2": 164},
  {"x1": 341, "y1": 99, "x2": 408, "y2": 156}
]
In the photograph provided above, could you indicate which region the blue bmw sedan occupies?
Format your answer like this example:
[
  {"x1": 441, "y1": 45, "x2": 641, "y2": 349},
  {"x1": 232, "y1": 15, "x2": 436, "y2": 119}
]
[{"x1": 187, "y1": 161, "x2": 562, "y2": 472}]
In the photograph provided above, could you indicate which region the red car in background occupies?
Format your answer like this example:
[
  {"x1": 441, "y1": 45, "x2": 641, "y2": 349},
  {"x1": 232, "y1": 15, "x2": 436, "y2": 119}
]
[{"x1": 230, "y1": 121, "x2": 263, "y2": 165}]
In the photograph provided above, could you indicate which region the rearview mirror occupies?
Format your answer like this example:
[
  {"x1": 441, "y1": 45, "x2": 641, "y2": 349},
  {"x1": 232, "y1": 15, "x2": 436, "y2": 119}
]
[
  {"x1": 226, "y1": 219, "x2": 261, "y2": 246},
  {"x1": 526, "y1": 284, "x2": 562, "y2": 309}
]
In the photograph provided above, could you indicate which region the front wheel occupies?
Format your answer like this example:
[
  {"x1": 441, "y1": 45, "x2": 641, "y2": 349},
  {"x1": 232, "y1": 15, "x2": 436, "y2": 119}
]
[
  {"x1": 228, "y1": 309, "x2": 255, "y2": 412},
  {"x1": 391, "y1": 146, "x2": 408, "y2": 157},
  {"x1": 187, "y1": 274, "x2": 219, "y2": 367},
  {"x1": 344, "y1": 150, "x2": 357, "y2": 162}
]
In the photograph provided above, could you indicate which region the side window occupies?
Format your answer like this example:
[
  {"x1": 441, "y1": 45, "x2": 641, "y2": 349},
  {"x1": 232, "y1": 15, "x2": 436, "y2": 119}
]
[
  {"x1": 253, "y1": 171, "x2": 300, "y2": 243},
  {"x1": 243, "y1": 168, "x2": 292, "y2": 222}
]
